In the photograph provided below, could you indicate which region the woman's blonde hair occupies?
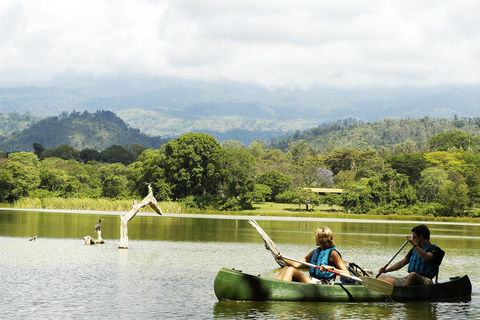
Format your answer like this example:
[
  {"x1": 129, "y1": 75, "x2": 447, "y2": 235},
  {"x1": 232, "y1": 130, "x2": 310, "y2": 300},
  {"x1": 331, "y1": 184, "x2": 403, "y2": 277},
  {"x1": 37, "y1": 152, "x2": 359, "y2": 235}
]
[{"x1": 315, "y1": 226, "x2": 335, "y2": 249}]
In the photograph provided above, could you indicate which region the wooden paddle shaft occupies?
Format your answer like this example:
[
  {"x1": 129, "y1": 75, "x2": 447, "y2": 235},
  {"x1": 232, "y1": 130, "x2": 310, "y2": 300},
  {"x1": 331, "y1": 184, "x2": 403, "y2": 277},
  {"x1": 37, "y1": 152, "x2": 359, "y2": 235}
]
[{"x1": 376, "y1": 239, "x2": 409, "y2": 278}]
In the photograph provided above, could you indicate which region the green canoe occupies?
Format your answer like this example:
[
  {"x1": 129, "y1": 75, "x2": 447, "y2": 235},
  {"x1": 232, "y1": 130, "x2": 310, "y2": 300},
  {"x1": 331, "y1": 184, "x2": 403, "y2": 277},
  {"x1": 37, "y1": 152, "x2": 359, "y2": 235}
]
[{"x1": 214, "y1": 267, "x2": 472, "y2": 302}]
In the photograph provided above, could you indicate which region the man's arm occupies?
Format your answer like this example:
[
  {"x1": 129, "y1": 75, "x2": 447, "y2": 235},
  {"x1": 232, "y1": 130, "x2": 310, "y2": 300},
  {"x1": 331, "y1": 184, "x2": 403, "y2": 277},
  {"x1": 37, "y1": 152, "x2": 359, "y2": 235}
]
[{"x1": 378, "y1": 257, "x2": 408, "y2": 274}]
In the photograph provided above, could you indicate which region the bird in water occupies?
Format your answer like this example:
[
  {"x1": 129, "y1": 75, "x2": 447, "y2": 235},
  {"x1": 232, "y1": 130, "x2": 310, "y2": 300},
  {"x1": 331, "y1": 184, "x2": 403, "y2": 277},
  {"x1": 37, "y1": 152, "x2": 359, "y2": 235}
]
[
  {"x1": 29, "y1": 235, "x2": 37, "y2": 241},
  {"x1": 94, "y1": 219, "x2": 105, "y2": 233}
]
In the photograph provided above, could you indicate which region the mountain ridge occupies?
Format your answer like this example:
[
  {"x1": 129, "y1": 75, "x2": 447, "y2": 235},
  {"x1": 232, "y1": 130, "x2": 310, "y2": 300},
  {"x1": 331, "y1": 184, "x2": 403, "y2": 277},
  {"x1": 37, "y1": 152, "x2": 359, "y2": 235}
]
[
  {"x1": 0, "y1": 110, "x2": 168, "y2": 152},
  {"x1": 1, "y1": 77, "x2": 480, "y2": 146}
]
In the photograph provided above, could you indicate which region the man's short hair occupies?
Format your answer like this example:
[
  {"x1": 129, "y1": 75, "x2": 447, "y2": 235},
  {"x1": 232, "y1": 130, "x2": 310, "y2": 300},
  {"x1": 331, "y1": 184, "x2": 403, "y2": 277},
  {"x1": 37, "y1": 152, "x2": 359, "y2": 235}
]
[{"x1": 411, "y1": 224, "x2": 430, "y2": 240}]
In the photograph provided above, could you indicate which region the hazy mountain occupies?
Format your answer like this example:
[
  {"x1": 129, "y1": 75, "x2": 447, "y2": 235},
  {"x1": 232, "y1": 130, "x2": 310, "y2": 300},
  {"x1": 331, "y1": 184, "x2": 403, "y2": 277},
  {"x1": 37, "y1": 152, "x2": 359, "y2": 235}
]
[
  {"x1": 1, "y1": 77, "x2": 479, "y2": 145},
  {"x1": 0, "y1": 110, "x2": 168, "y2": 152}
]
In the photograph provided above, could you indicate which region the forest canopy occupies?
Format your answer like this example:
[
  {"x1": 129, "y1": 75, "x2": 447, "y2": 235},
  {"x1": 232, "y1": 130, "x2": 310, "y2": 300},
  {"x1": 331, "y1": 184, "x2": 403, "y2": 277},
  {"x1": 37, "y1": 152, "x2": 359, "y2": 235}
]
[{"x1": 1, "y1": 127, "x2": 480, "y2": 217}]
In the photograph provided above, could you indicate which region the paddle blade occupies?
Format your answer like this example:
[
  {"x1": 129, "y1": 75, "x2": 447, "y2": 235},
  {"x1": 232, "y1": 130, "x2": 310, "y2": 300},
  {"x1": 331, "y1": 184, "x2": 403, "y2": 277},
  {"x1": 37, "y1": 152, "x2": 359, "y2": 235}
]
[
  {"x1": 248, "y1": 219, "x2": 287, "y2": 267},
  {"x1": 360, "y1": 276, "x2": 394, "y2": 295}
]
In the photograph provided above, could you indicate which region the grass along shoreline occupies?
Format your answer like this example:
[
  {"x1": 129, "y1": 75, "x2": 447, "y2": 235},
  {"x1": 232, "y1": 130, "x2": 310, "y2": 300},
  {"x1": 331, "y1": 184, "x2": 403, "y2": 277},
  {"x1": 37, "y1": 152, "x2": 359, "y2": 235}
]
[{"x1": 2, "y1": 197, "x2": 479, "y2": 224}]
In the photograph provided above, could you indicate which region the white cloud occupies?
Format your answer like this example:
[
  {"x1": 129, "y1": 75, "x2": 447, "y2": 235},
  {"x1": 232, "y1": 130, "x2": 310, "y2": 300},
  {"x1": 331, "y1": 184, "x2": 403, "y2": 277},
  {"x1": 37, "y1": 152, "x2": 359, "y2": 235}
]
[{"x1": 0, "y1": 0, "x2": 479, "y2": 88}]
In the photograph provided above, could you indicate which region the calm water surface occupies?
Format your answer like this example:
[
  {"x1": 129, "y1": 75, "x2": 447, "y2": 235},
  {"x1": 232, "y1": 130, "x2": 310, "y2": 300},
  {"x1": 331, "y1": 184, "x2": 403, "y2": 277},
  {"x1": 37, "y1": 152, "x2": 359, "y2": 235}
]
[{"x1": 0, "y1": 209, "x2": 479, "y2": 319}]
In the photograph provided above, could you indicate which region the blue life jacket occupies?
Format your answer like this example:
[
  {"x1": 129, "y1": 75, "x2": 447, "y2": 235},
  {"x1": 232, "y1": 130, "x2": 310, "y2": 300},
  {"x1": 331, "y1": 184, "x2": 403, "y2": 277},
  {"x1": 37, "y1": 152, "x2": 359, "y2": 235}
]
[
  {"x1": 407, "y1": 244, "x2": 441, "y2": 279},
  {"x1": 309, "y1": 247, "x2": 339, "y2": 280}
]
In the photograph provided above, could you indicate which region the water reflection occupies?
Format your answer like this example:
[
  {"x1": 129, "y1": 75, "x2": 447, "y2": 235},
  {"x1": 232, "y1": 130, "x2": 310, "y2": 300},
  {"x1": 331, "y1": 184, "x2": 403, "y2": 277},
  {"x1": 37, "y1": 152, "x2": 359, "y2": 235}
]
[
  {"x1": 213, "y1": 300, "x2": 477, "y2": 320},
  {"x1": 0, "y1": 209, "x2": 479, "y2": 319}
]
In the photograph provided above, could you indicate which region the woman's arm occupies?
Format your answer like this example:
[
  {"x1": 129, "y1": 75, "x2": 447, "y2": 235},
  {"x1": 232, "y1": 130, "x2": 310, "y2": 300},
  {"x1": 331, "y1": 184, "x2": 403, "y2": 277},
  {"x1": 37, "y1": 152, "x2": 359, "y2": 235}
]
[
  {"x1": 329, "y1": 250, "x2": 350, "y2": 275},
  {"x1": 276, "y1": 249, "x2": 316, "y2": 269}
]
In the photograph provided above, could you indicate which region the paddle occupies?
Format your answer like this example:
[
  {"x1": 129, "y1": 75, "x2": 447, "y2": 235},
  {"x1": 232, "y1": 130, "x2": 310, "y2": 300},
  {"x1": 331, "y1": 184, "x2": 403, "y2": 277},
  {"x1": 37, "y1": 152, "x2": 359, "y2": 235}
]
[
  {"x1": 282, "y1": 255, "x2": 394, "y2": 295},
  {"x1": 248, "y1": 218, "x2": 288, "y2": 267},
  {"x1": 375, "y1": 240, "x2": 409, "y2": 278}
]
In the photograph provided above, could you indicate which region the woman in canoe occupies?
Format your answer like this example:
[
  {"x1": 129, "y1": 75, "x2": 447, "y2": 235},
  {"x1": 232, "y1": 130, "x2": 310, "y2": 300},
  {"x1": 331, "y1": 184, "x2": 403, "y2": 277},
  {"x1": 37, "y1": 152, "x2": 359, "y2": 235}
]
[{"x1": 275, "y1": 226, "x2": 350, "y2": 284}]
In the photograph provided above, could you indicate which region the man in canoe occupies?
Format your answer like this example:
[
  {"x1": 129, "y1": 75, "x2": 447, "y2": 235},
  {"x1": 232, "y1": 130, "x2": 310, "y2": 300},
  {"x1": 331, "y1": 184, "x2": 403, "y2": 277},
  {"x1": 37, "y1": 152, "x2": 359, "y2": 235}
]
[
  {"x1": 275, "y1": 226, "x2": 350, "y2": 284},
  {"x1": 377, "y1": 224, "x2": 444, "y2": 286}
]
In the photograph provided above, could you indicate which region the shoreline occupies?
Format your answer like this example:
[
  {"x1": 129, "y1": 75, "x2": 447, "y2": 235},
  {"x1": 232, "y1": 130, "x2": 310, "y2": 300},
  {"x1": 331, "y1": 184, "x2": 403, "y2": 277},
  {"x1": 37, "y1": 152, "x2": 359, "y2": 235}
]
[{"x1": 1, "y1": 207, "x2": 479, "y2": 226}]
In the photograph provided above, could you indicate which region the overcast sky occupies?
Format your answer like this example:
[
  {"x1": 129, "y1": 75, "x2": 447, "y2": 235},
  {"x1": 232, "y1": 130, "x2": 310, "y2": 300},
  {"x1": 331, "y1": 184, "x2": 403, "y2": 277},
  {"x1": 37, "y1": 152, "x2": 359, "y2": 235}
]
[{"x1": 1, "y1": 0, "x2": 479, "y2": 89}]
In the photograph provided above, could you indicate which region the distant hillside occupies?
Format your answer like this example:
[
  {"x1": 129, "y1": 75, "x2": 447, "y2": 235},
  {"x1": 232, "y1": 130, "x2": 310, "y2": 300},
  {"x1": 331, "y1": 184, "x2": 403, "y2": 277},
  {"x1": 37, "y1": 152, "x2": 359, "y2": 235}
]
[
  {"x1": 0, "y1": 110, "x2": 169, "y2": 152},
  {"x1": 2, "y1": 109, "x2": 480, "y2": 154},
  {"x1": 0, "y1": 112, "x2": 41, "y2": 136},
  {"x1": 270, "y1": 116, "x2": 480, "y2": 151},
  {"x1": 1, "y1": 77, "x2": 480, "y2": 145}
]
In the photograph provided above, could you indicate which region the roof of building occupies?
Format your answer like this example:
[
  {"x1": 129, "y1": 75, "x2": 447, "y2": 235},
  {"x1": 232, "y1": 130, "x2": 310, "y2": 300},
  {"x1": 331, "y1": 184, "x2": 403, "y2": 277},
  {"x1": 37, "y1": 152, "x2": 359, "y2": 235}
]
[{"x1": 305, "y1": 188, "x2": 343, "y2": 194}]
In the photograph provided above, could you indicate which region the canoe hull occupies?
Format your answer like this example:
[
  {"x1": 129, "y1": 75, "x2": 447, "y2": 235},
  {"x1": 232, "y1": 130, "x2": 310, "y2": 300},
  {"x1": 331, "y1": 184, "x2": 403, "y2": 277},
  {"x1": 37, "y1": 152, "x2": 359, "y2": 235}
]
[{"x1": 214, "y1": 267, "x2": 472, "y2": 302}]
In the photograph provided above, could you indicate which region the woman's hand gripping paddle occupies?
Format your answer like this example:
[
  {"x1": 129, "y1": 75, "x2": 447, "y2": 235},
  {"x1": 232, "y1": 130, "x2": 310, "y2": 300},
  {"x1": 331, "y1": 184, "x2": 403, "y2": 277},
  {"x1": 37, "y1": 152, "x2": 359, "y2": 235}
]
[
  {"x1": 282, "y1": 256, "x2": 394, "y2": 295},
  {"x1": 248, "y1": 218, "x2": 287, "y2": 267}
]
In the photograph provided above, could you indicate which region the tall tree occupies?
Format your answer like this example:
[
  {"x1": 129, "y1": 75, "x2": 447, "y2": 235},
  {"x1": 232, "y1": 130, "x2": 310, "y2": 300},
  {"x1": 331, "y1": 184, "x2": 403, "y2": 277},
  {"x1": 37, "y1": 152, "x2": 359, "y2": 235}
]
[
  {"x1": 220, "y1": 147, "x2": 255, "y2": 200},
  {"x1": 386, "y1": 153, "x2": 427, "y2": 185},
  {"x1": 80, "y1": 148, "x2": 101, "y2": 163},
  {"x1": 0, "y1": 152, "x2": 40, "y2": 201},
  {"x1": 256, "y1": 170, "x2": 292, "y2": 201},
  {"x1": 287, "y1": 140, "x2": 314, "y2": 164},
  {"x1": 42, "y1": 144, "x2": 81, "y2": 161},
  {"x1": 438, "y1": 181, "x2": 469, "y2": 216},
  {"x1": 33, "y1": 142, "x2": 45, "y2": 158},
  {"x1": 415, "y1": 167, "x2": 449, "y2": 203},
  {"x1": 100, "y1": 145, "x2": 135, "y2": 165},
  {"x1": 162, "y1": 133, "x2": 223, "y2": 199},
  {"x1": 99, "y1": 163, "x2": 128, "y2": 198},
  {"x1": 325, "y1": 149, "x2": 362, "y2": 176},
  {"x1": 428, "y1": 131, "x2": 479, "y2": 151},
  {"x1": 127, "y1": 149, "x2": 171, "y2": 200}
]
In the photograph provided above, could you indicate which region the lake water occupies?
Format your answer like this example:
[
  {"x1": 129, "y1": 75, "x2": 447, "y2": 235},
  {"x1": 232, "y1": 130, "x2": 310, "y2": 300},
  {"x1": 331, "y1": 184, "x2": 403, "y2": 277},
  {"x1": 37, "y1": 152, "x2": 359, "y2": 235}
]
[{"x1": 0, "y1": 209, "x2": 479, "y2": 319}]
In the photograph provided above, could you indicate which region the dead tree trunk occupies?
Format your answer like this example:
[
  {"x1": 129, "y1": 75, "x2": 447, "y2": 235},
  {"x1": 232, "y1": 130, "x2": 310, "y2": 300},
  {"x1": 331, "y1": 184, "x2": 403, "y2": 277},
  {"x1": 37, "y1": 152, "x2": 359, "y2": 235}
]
[
  {"x1": 118, "y1": 184, "x2": 163, "y2": 249},
  {"x1": 83, "y1": 231, "x2": 104, "y2": 245}
]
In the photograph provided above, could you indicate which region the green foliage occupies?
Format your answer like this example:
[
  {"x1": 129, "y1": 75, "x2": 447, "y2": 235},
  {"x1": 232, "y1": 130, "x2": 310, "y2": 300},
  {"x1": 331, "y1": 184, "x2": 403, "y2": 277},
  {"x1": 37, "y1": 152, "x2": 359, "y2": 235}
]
[
  {"x1": 385, "y1": 153, "x2": 427, "y2": 185},
  {"x1": 461, "y1": 163, "x2": 480, "y2": 207},
  {"x1": 369, "y1": 202, "x2": 443, "y2": 216},
  {"x1": 180, "y1": 196, "x2": 198, "y2": 209},
  {"x1": 13, "y1": 196, "x2": 183, "y2": 212},
  {"x1": 3, "y1": 122, "x2": 480, "y2": 218},
  {"x1": 321, "y1": 193, "x2": 342, "y2": 208},
  {"x1": 287, "y1": 140, "x2": 314, "y2": 164},
  {"x1": 178, "y1": 194, "x2": 221, "y2": 210},
  {"x1": 415, "y1": 167, "x2": 449, "y2": 203},
  {"x1": 325, "y1": 149, "x2": 362, "y2": 176},
  {"x1": 248, "y1": 140, "x2": 292, "y2": 174},
  {"x1": 428, "y1": 131, "x2": 480, "y2": 151},
  {"x1": 220, "y1": 147, "x2": 255, "y2": 200},
  {"x1": 354, "y1": 149, "x2": 386, "y2": 179},
  {"x1": 80, "y1": 148, "x2": 100, "y2": 163},
  {"x1": 339, "y1": 181, "x2": 367, "y2": 214},
  {"x1": 256, "y1": 170, "x2": 292, "y2": 201},
  {"x1": 288, "y1": 157, "x2": 326, "y2": 188},
  {"x1": 340, "y1": 169, "x2": 417, "y2": 214},
  {"x1": 99, "y1": 163, "x2": 128, "y2": 199},
  {"x1": 127, "y1": 149, "x2": 171, "y2": 200},
  {"x1": 42, "y1": 144, "x2": 81, "y2": 161},
  {"x1": 0, "y1": 152, "x2": 41, "y2": 202},
  {"x1": 424, "y1": 151, "x2": 465, "y2": 168},
  {"x1": 0, "y1": 162, "x2": 15, "y2": 202},
  {"x1": 251, "y1": 184, "x2": 272, "y2": 202},
  {"x1": 275, "y1": 190, "x2": 295, "y2": 204},
  {"x1": 276, "y1": 188, "x2": 319, "y2": 210},
  {"x1": 437, "y1": 181, "x2": 469, "y2": 216},
  {"x1": 269, "y1": 117, "x2": 480, "y2": 152},
  {"x1": 162, "y1": 133, "x2": 224, "y2": 199},
  {"x1": 99, "y1": 145, "x2": 135, "y2": 165},
  {"x1": 219, "y1": 197, "x2": 243, "y2": 211},
  {"x1": 0, "y1": 110, "x2": 168, "y2": 152},
  {"x1": 0, "y1": 112, "x2": 41, "y2": 136}
]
